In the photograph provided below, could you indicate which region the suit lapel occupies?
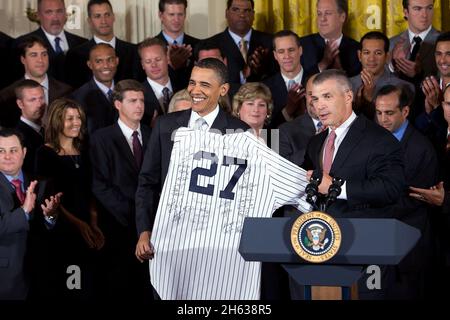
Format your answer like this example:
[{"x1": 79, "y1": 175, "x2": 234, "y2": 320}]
[
  {"x1": 112, "y1": 123, "x2": 138, "y2": 171},
  {"x1": 330, "y1": 116, "x2": 365, "y2": 173},
  {"x1": 303, "y1": 115, "x2": 316, "y2": 136},
  {"x1": 176, "y1": 109, "x2": 192, "y2": 128},
  {"x1": 210, "y1": 108, "x2": 229, "y2": 131},
  {"x1": 143, "y1": 80, "x2": 163, "y2": 115},
  {"x1": 224, "y1": 29, "x2": 246, "y2": 65},
  {"x1": 313, "y1": 131, "x2": 327, "y2": 169},
  {"x1": 0, "y1": 173, "x2": 14, "y2": 204},
  {"x1": 420, "y1": 27, "x2": 438, "y2": 60},
  {"x1": 399, "y1": 123, "x2": 413, "y2": 149}
]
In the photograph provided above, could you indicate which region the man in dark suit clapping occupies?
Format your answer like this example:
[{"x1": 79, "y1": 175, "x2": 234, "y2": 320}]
[
  {"x1": 0, "y1": 128, "x2": 61, "y2": 300},
  {"x1": 299, "y1": 0, "x2": 361, "y2": 77}
]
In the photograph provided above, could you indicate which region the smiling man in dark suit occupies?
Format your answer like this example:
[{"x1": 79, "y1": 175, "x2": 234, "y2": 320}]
[
  {"x1": 90, "y1": 79, "x2": 152, "y2": 300},
  {"x1": 299, "y1": 0, "x2": 361, "y2": 77},
  {"x1": 65, "y1": 0, "x2": 141, "y2": 88},
  {"x1": 0, "y1": 128, "x2": 61, "y2": 300},
  {"x1": 134, "y1": 58, "x2": 249, "y2": 267},
  {"x1": 13, "y1": 0, "x2": 87, "y2": 82},
  {"x1": 70, "y1": 43, "x2": 118, "y2": 135}
]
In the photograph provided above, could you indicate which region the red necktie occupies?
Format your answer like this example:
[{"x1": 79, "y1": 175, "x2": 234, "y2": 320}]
[
  {"x1": 323, "y1": 130, "x2": 336, "y2": 174},
  {"x1": 11, "y1": 179, "x2": 25, "y2": 204},
  {"x1": 132, "y1": 131, "x2": 143, "y2": 169}
]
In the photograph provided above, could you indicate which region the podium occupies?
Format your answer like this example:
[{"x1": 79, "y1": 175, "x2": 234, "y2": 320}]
[{"x1": 239, "y1": 217, "x2": 420, "y2": 300}]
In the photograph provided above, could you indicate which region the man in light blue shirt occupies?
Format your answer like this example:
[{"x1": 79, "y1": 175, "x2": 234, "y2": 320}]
[
  {"x1": 0, "y1": 128, "x2": 62, "y2": 300},
  {"x1": 374, "y1": 84, "x2": 438, "y2": 299}
]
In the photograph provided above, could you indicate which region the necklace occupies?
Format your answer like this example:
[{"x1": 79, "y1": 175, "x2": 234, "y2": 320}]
[{"x1": 69, "y1": 155, "x2": 80, "y2": 169}]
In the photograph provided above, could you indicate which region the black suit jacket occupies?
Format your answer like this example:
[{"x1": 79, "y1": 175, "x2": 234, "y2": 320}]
[
  {"x1": 155, "y1": 31, "x2": 200, "y2": 88},
  {"x1": 13, "y1": 28, "x2": 87, "y2": 82},
  {"x1": 393, "y1": 123, "x2": 439, "y2": 230},
  {"x1": 0, "y1": 173, "x2": 52, "y2": 300},
  {"x1": 279, "y1": 114, "x2": 316, "y2": 167},
  {"x1": 299, "y1": 33, "x2": 361, "y2": 77},
  {"x1": 303, "y1": 115, "x2": 405, "y2": 217},
  {"x1": 263, "y1": 70, "x2": 310, "y2": 128},
  {"x1": 65, "y1": 38, "x2": 142, "y2": 88},
  {"x1": 141, "y1": 78, "x2": 183, "y2": 126},
  {"x1": 0, "y1": 76, "x2": 72, "y2": 128},
  {"x1": 15, "y1": 120, "x2": 44, "y2": 175},
  {"x1": 70, "y1": 79, "x2": 117, "y2": 135},
  {"x1": 90, "y1": 123, "x2": 151, "y2": 231},
  {"x1": 207, "y1": 28, "x2": 276, "y2": 85},
  {"x1": 135, "y1": 108, "x2": 249, "y2": 234},
  {"x1": 0, "y1": 32, "x2": 14, "y2": 90}
]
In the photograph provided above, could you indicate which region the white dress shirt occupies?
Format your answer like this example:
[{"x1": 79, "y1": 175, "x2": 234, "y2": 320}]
[{"x1": 117, "y1": 119, "x2": 142, "y2": 154}]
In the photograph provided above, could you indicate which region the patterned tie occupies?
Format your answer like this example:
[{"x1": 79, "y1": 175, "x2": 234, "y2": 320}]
[
  {"x1": 11, "y1": 179, "x2": 25, "y2": 205},
  {"x1": 287, "y1": 79, "x2": 296, "y2": 90},
  {"x1": 54, "y1": 36, "x2": 63, "y2": 54},
  {"x1": 239, "y1": 39, "x2": 248, "y2": 63},
  {"x1": 322, "y1": 130, "x2": 336, "y2": 174},
  {"x1": 162, "y1": 87, "x2": 171, "y2": 114},
  {"x1": 132, "y1": 131, "x2": 143, "y2": 169},
  {"x1": 107, "y1": 89, "x2": 113, "y2": 102},
  {"x1": 409, "y1": 36, "x2": 422, "y2": 61},
  {"x1": 194, "y1": 117, "x2": 208, "y2": 131},
  {"x1": 316, "y1": 121, "x2": 323, "y2": 134}
]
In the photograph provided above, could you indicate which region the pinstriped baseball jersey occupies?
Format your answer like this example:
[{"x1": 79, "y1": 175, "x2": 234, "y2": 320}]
[{"x1": 150, "y1": 128, "x2": 311, "y2": 300}]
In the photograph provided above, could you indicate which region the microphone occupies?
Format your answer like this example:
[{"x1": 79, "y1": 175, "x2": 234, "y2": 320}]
[
  {"x1": 305, "y1": 170, "x2": 322, "y2": 208},
  {"x1": 325, "y1": 177, "x2": 344, "y2": 209}
]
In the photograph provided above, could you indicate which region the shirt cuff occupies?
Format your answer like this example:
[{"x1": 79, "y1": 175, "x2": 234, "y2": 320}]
[
  {"x1": 44, "y1": 215, "x2": 57, "y2": 229},
  {"x1": 388, "y1": 62, "x2": 395, "y2": 73},
  {"x1": 337, "y1": 181, "x2": 348, "y2": 200},
  {"x1": 23, "y1": 211, "x2": 31, "y2": 221}
]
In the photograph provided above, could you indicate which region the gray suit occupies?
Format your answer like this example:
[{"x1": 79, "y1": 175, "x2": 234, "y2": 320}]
[
  {"x1": 350, "y1": 69, "x2": 415, "y2": 97},
  {"x1": 0, "y1": 173, "x2": 51, "y2": 300},
  {"x1": 389, "y1": 27, "x2": 440, "y2": 78}
]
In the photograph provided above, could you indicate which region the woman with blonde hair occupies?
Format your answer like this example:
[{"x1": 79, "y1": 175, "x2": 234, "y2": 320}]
[
  {"x1": 232, "y1": 82, "x2": 273, "y2": 139},
  {"x1": 35, "y1": 98, "x2": 104, "y2": 298}
]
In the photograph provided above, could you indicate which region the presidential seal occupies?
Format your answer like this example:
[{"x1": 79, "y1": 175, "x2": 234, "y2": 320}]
[{"x1": 291, "y1": 211, "x2": 342, "y2": 263}]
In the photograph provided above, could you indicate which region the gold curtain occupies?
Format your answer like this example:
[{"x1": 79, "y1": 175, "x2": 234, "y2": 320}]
[{"x1": 254, "y1": 0, "x2": 449, "y2": 40}]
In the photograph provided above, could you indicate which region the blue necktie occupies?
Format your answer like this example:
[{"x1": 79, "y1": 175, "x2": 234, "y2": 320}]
[
  {"x1": 107, "y1": 89, "x2": 113, "y2": 102},
  {"x1": 54, "y1": 37, "x2": 63, "y2": 54},
  {"x1": 173, "y1": 40, "x2": 178, "y2": 45}
]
